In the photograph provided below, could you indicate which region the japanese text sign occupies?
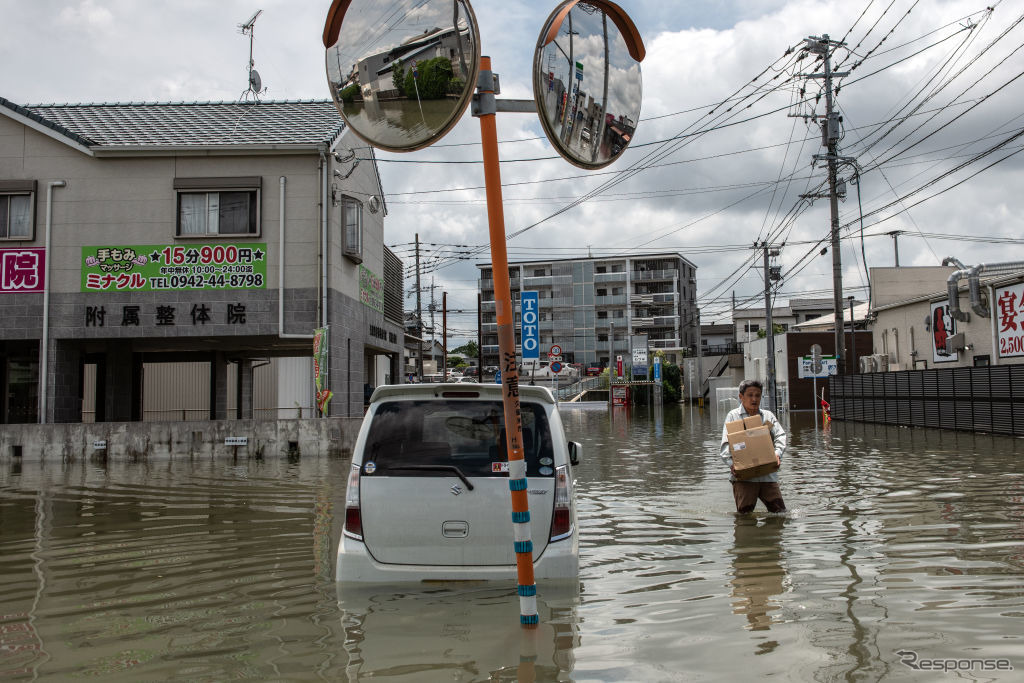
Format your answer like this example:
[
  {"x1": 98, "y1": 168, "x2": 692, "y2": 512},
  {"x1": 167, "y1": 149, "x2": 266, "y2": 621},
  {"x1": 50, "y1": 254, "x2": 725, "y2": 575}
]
[
  {"x1": 1, "y1": 247, "x2": 44, "y2": 293},
  {"x1": 81, "y1": 244, "x2": 267, "y2": 292},
  {"x1": 359, "y1": 264, "x2": 384, "y2": 312},
  {"x1": 996, "y1": 282, "x2": 1024, "y2": 358}
]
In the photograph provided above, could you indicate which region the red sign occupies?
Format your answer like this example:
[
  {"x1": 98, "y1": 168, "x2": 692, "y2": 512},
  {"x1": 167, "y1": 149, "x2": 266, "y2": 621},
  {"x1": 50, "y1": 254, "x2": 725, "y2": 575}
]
[
  {"x1": 1, "y1": 248, "x2": 45, "y2": 293},
  {"x1": 550, "y1": 361, "x2": 562, "y2": 374},
  {"x1": 616, "y1": 355, "x2": 623, "y2": 378},
  {"x1": 549, "y1": 344, "x2": 562, "y2": 356}
]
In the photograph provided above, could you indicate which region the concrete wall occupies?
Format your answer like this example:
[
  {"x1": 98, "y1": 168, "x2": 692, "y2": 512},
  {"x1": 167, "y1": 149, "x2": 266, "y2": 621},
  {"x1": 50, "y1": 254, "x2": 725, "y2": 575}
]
[{"x1": 0, "y1": 417, "x2": 362, "y2": 462}]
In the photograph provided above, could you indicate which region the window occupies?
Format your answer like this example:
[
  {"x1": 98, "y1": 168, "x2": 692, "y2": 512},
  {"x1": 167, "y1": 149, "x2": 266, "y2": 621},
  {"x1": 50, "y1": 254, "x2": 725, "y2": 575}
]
[
  {"x1": 534, "y1": 268, "x2": 545, "y2": 277},
  {"x1": 0, "y1": 181, "x2": 36, "y2": 240},
  {"x1": 342, "y1": 196, "x2": 363, "y2": 263},
  {"x1": 174, "y1": 177, "x2": 260, "y2": 237}
]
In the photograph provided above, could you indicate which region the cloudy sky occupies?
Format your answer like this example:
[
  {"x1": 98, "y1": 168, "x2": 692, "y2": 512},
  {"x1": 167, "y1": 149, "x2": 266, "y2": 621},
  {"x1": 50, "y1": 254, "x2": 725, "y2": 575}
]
[{"x1": 4, "y1": 0, "x2": 1023, "y2": 345}]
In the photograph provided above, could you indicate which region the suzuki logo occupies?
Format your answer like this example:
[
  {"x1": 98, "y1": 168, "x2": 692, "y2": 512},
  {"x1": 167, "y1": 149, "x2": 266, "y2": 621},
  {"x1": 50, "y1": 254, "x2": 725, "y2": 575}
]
[{"x1": 450, "y1": 484, "x2": 463, "y2": 496}]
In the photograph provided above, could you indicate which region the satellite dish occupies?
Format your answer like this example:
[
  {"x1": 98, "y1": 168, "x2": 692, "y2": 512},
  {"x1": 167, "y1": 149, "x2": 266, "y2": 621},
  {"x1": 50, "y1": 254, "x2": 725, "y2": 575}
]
[
  {"x1": 368, "y1": 196, "x2": 381, "y2": 214},
  {"x1": 249, "y1": 69, "x2": 262, "y2": 92}
]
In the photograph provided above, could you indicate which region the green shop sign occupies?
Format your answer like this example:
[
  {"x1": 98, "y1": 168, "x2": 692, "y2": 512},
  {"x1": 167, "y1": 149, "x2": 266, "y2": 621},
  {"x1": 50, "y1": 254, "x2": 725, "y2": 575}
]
[
  {"x1": 81, "y1": 244, "x2": 267, "y2": 292},
  {"x1": 359, "y1": 264, "x2": 383, "y2": 313}
]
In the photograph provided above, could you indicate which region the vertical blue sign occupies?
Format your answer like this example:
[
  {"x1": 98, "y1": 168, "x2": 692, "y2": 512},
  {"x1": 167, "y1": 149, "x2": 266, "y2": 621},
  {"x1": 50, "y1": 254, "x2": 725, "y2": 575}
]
[
  {"x1": 653, "y1": 355, "x2": 662, "y2": 382},
  {"x1": 520, "y1": 291, "x2": 539, "y2": 360}
]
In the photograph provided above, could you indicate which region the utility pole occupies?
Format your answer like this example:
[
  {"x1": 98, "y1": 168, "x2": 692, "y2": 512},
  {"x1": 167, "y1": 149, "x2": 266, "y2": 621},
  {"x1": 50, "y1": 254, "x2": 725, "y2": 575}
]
[
  {"x1": 888, "y1": 230, "x2": 901, "y2": 266},
  {"x1": 415, "y1": 233, "x2": 423, "y2": 380},
  {"x1": 429, "y1": 277, "x2": 437, "y2": 364},
  {"x1": 442, "y1": 291, "x2": 448, "y2": 378},
  {"x1": 477, "y1": 292, "x2": 483, "y2": 377},
  {"x1": 761, "y1": 242, "x2": 780, "y2": 412},
  {"x1": 805, "y1": 33, "x2": 849, "y2": 374},
  {"x1": 695, "y1": 310, "x2": 703, "y2": 406}
]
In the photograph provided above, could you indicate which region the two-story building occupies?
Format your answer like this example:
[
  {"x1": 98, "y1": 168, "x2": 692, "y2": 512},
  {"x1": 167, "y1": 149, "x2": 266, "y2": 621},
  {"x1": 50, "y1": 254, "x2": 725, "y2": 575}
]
[{"x1": 0, "y1": 96, "x2": 404, "y2": 423}]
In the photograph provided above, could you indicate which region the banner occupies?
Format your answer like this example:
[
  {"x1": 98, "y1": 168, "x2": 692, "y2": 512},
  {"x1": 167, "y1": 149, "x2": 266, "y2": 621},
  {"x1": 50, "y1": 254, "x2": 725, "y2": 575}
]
[
  {"x1": 313, "y1": 327, "x2": 333, "y2": 415},
  {"x1": 520, "y1": 291, "x2": 539, "y2": 360},
  {"x1": 930, "y1": 300, "x2": 958, "y2": 363},
  {"x1": 81, "y1": 244, "x2": 267, "y2": 292},
  {"x1": 359, "y1": 264, "x2": 384, "y2": 312}
]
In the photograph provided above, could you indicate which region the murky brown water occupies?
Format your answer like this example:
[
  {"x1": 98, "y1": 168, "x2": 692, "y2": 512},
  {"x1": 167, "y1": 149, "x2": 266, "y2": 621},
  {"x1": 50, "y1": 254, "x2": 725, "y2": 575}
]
[{"x1": 2, "y1": 405, "x2": 1023, "y2": 680}]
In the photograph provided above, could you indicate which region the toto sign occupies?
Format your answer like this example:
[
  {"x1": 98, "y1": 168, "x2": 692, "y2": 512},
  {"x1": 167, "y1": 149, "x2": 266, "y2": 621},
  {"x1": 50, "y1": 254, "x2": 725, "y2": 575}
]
[{"x1": 520, "y1": 291, "x2": 539, "y2": 360}]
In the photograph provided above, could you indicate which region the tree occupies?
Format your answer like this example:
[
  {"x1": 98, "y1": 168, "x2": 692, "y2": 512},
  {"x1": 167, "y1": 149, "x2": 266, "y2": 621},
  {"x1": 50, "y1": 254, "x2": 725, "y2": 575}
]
[
  {"x1": 757, "y1": 323, "x2": 785, "y2": 338},
  {"x1": 391, "y1": 59, "x2": 405, "y2": 96},
  {"x1": 404, "y1": 57, "x2": 454, "y2": 99},
  {"x1": 452, "y1": 341, "x2": 478, "y2": 357}
]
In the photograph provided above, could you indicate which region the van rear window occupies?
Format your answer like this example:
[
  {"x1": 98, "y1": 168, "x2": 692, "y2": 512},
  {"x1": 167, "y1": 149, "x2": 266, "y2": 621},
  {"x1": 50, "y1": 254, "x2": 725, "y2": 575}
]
[{"x1": 363, "y1": 400, "x2": 555, "y2": 477}]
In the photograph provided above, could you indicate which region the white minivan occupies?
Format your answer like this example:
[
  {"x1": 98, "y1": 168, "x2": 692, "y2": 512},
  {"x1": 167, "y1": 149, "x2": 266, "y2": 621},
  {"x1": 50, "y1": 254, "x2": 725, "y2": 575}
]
[{"x1": 338, "y1": 383, "x2": 580, "y2": 582}]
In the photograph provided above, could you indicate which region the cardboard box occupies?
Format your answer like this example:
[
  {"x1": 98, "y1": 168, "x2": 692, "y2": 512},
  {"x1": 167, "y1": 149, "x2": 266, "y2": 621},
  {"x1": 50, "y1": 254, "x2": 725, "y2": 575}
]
[{"x1": 725, "y1": 414, "x2": 779, "y2": 480}]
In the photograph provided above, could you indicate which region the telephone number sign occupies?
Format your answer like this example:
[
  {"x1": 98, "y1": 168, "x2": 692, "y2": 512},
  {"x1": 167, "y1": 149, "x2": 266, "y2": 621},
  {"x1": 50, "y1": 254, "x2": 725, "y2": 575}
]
[{"x1": 81, "y1": 244, "x2": 267, "y2": 292}]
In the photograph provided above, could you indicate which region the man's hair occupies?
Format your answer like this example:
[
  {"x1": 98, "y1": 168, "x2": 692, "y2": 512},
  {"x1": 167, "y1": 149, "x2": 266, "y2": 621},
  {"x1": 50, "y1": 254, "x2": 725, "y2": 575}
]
[{"x1": 738, "y1": 379, "x2": 763, "y2": 395}]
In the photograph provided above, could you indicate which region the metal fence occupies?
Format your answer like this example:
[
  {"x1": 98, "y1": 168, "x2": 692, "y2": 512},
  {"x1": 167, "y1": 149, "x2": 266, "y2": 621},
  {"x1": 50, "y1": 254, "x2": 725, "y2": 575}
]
[{"x1": 831, "y1": 364, "x2": 1024, "y2": 436}]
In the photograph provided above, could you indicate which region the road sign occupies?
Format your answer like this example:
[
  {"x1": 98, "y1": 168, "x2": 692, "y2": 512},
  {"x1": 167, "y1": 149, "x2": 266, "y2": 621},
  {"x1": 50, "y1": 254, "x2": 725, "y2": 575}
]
[
  {"x1": 653, "y1": 356, "x2": 662, "y2": 382},
  {"x1": 798, "y1": 355, "x2": 838, "y2": 378},
  {"x1": 549, "y1": 344, "x2": 562, "y2": 356},
  {"x1": 550, "y1": 361, "x2": 563, "y2": 374},
  {"x1": 548, "y1": 355, "x2": 563, "y2": 362}
]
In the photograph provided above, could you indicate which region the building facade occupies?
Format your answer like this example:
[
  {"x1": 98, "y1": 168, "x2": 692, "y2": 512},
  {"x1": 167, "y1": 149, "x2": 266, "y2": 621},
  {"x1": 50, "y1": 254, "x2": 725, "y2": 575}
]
[
  {"x1": 0, "y1": 97, "x2": 403, "y2": 423},
  {"x1": 869, "y1": 265, "x2": 1024, "y2": 370},
  {"x1": 477, "y1": 253, "x2": 698, "y2": 370}
]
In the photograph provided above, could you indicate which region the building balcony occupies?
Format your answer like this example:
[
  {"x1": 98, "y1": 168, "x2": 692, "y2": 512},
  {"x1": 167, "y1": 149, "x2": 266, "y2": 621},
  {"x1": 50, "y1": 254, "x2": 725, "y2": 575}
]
[
  {"x1": 650, "y1": 338, "x2": 682, "y2": 349},
  {"x1": 594, "y1": 271, "x2": 627, "y2": 283},
  {"x1": 595, "y1": 295, "x2": 627, "y2": 306},
  {"x1": 631, "y1": 268, "x2": 678, "y2": 282}
]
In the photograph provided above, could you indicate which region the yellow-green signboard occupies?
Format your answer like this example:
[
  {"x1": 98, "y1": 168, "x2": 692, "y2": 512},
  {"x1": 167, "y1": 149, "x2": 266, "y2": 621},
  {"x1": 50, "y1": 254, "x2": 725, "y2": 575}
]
[{"x1": 81, "y1": 244, "x2": 267, "y2": 292}]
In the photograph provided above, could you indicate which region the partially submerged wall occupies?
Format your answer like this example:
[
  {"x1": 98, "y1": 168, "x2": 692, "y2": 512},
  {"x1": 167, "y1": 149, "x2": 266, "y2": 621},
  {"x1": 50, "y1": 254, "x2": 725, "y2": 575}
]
[{"x1": 0, "y1": 418, "x2": 362, "y2": 462}]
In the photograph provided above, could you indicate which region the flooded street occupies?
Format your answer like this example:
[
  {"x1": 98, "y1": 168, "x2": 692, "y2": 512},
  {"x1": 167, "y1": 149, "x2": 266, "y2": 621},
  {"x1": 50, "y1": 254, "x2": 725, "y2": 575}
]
[{"x1": 3, "y1": 405, "x2": 1023, "y2": 681}]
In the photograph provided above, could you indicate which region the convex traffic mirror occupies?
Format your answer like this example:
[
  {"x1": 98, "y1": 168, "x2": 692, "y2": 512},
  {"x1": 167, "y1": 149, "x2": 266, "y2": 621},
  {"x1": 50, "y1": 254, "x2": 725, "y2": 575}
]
[
  {"x1": 324, "y1": 0, "x2": 481, "y2": 152},
  {"x1": 533, "y1": 0, "x2": 645, "y2": 169}
]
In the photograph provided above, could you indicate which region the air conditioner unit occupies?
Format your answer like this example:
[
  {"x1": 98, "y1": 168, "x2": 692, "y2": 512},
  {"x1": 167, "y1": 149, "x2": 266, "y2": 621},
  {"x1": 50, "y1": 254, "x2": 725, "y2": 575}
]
[
  {"x1": 873, "y1": 353, "x2": 889, "y2": 372},
  {"x1": 945, "y1": 332, "x2": 965, "y2": 355},
  {"x1": 859, "y1": 356, "x2": 876, "y2": 373}
]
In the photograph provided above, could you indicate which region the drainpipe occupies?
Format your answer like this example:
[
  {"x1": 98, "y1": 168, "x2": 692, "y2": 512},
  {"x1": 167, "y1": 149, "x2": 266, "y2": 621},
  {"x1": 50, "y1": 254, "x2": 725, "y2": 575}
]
[
  {"x1": 989, "y1": 283, "x2": 999, "y2": 366},
  {"x1": 39, "y1": 180, "x2": 67, "y2": 424},
  {"x1": 320, "y1": 150, "x2": 329, "y2": 329},
  {"x1": 968, "y1": 262, "x2": 1024, "y2": 318},
  {"x1": 278, "y1": 175, "x2": 313, "y2": 339}
]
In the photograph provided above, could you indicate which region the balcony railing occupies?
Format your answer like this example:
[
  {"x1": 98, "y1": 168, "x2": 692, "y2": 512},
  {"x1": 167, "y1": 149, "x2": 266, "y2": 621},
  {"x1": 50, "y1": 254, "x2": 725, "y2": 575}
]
[
  {"x1": 595, "y1": 295, "x2": 627, "y2": 306},
  {"x1": 631, "y1": 268, "x2": 678, "y2": 281},
  {"x1": 650, "y1": 338, "x2": 682, "y2": 349},
  {"x1": 594, "y1": 272, "x2": 627, "y2": 283}
]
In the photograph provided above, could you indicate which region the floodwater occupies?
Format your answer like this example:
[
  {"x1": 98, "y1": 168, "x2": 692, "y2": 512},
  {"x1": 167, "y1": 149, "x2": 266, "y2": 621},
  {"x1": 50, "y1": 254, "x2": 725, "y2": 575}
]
[{"x1": 2, "y1": 404, "x2": 1023, "y2": 681}]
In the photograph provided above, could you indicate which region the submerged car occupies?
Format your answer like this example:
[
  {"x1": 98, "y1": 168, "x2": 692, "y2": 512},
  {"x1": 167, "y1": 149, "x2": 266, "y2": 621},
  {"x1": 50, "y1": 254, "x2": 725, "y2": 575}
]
[{"x1": 338, "y1": 383, "x2": 580, "y2": 582}]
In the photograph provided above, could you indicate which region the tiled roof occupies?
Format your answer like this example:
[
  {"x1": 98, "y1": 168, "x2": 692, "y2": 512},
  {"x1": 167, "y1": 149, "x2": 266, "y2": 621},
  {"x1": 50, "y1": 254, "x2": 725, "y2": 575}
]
[{"x1": 5, "y1": 98, "x2": 345, "y2": 148}]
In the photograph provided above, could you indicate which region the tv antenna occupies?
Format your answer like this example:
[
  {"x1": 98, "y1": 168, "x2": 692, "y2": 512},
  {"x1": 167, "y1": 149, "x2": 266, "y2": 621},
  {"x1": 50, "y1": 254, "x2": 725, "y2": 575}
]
[{"x1": 238, "y1": 9, "x2": 266, "y2": 101}]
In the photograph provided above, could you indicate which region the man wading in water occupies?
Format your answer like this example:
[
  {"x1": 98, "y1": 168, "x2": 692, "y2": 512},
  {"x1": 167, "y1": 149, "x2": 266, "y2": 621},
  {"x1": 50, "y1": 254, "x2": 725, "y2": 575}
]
[{"x1": 719, "y1": 379, "x2": 787, "y2": 513}]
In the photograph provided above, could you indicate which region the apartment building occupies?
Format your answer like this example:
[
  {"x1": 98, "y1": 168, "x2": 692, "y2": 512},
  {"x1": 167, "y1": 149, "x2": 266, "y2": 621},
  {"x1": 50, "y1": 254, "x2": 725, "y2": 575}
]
[
  {"x1": 477, "y1": 253, "x2": 698, "y2": 370},
  {"x1": 0, "y1": 96, "x2": 403, "y2": 423}
]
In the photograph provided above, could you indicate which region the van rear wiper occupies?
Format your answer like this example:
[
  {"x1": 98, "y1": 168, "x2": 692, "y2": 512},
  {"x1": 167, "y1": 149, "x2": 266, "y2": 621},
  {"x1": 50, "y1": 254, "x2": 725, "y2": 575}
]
[{"x1": 383, "y1": 465, "x2": 475, "y2": 491}]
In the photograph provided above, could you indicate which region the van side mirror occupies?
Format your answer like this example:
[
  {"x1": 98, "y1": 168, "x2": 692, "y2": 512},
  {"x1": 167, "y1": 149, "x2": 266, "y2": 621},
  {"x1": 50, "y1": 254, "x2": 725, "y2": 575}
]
[{"x1": 568, "y1": 441, "x2": 581, "y2": 466}]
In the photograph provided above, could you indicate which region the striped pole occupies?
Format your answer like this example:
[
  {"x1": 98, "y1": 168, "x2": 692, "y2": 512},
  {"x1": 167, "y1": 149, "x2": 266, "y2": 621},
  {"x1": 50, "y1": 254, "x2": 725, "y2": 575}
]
[{"x1": 475, "y1": 55, "x2": 538, "y2": 626}]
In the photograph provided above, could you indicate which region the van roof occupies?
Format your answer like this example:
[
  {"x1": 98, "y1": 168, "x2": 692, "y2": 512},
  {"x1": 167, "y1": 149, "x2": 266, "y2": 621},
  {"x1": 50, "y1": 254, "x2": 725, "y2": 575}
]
[{"x1": 370, "y1": 383, "x2": 556, "y2": 405}]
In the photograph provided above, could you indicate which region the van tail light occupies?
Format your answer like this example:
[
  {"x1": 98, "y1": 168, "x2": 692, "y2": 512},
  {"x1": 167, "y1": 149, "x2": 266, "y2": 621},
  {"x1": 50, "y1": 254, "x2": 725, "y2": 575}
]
[
  {"x1": 343, "y1": 463, "x2": 363, "y2": 540},
  {"x1": 549, "y1": 465, "x2": 573, "y2": 542}
]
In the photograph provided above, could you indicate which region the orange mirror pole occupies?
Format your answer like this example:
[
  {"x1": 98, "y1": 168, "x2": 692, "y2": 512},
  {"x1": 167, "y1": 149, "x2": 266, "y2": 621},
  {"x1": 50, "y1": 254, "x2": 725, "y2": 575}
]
[{"x1": 473, "y1": 55, "x2": 538, "y2": 627}]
